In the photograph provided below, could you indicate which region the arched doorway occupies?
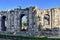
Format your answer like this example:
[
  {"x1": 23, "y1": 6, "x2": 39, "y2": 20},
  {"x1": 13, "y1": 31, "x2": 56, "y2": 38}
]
[
  {"x1": 20, "y1": 14, "x2": 27, "y2": 31},
  {"x1": 44, "y1": 14, "x2": 50, "y2": 25},
  {"x1": 1, "y1": 16, "x2": 6, "y2": 31}
]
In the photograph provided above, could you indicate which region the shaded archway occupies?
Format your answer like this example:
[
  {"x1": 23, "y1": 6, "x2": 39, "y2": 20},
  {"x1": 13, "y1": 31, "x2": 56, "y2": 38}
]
[
  {"x1": 44, "y1": 14, "x2": 50, "y2": 25},
  {"x1": 1, "y1": 16, "x2": 6, "y2": 31},
  {"x1": 20, "y1": 14, "x2": 27, "y2": 31}
]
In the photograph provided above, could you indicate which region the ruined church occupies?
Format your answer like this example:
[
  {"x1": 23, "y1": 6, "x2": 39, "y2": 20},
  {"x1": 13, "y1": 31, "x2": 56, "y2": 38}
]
[{"x1": 0, "y1": 6, "x2": 60, "y2": 37}]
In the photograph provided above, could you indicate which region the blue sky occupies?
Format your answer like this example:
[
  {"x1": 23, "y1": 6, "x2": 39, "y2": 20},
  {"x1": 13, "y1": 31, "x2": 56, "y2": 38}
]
[
  {"x1": 0, "y1": 0, "x2": 60, "y2": 11},
  {"x1": 0, "y1": 0, "x2": 60, "y2": 21}
]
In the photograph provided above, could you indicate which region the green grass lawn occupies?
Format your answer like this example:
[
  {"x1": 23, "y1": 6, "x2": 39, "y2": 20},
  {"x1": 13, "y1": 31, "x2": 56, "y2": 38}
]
[{"x1": 0, "y1": 34, "x2": 60, "y2": 40}]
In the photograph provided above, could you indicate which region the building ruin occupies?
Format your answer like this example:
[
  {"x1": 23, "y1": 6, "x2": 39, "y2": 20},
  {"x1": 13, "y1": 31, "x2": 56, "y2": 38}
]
[{"x1": 0, "y1": 6, "x2": 60, "y2": 37}]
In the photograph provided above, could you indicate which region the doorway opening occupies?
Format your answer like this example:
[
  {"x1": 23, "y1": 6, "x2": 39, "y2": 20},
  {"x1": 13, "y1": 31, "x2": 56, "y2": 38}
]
[
  {"x1": 20, "y1": 14, "x2": 27, "y2": 31},
  {"x1": 1, "y1": 16, "x2": 6, "y2": 31}
]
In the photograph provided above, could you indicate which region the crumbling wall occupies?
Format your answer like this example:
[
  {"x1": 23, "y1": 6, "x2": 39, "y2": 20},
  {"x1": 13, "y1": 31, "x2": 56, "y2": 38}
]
[{"x1": 0, "y1": 6, "x2": 60, "y2": 37}]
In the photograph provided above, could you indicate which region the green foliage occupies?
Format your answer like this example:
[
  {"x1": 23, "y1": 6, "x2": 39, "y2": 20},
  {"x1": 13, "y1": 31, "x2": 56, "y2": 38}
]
[
  {"x1": 0, "y1": 34, "x2": 60, "y2": 40},
  {"x1": 22, "y1": 21, "x2": 26, "y2": 26}
]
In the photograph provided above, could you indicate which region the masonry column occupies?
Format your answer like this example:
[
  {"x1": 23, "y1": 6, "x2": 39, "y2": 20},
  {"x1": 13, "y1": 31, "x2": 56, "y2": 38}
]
[
  {"x1": 7, "y1": 12, "x2": 11, "y2": 32},
  {"x1": 0, "y1": 14, "x2": 1, "y2": 31}
]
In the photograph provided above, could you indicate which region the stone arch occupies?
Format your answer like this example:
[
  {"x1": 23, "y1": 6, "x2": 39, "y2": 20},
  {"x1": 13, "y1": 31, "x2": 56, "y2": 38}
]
[
  {"x1": 44, "y1": 14, "x2": 50, "y2": 25},
  {"x1": 1, "y1": 16, "x2": 6, "y2": 31},
  {"x1": 20, "y1": 14, "x2": 27, "y2": 31}
]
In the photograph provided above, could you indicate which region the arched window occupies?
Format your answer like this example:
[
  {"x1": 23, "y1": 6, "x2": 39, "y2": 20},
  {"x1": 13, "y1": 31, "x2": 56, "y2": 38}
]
[{"x1": 1, "y1": 16, "x2": 6, "y2": 31}]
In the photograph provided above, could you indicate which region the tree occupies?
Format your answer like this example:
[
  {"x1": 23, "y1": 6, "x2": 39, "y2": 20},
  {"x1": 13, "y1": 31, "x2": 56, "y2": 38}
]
[
  {"x1": 22, "y1": 21, "x2": 27, "y2": 30},
  {"x1": 22, "y1": 21, "x2": 26, "y2": 26}
]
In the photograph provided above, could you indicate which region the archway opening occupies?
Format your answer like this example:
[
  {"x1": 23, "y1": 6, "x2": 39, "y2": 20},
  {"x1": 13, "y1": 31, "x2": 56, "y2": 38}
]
[
  {"x1": 20, "y1": 14, "x2": 27, "y2": 31},
  {"x1": 44, "y1": 14, "x2": 50, "y2": 25},
  {"x1": 1, "y1": 16, "x2": 6, "y2": 31}
]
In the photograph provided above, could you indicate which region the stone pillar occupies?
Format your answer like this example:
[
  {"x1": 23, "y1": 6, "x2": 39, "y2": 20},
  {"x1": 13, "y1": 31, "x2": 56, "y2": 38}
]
[
  {"x1": 0, "y1": 15, "x2": 1, "y2": 31},
  {"x1": 26, "y1": 10, "x2": 29, "y2": 30},
  {"x1": 18, "y1": 11, "x2": 21, "y2": 31},
  {"x1": 49, "y1": 10, "x2": 52, "y2": 29},
  {"x1": 19, "y1": 14, "x2": 22, "y2": 30},
  {"x1": 16, "y1": 11, "x2": 20, "y2": 32},
  {"x1": 14, "y1": 10, "x2": 18, "y2": 32},
  {"x1": 7, "y1": 12, "x2": 11, "y2": 32},
  {"x1": 50, "y1": 9, "x2": 52, "y2": 29},
  {"x1": 28, "y1": 8, "x2": 33, "y2": 36}
]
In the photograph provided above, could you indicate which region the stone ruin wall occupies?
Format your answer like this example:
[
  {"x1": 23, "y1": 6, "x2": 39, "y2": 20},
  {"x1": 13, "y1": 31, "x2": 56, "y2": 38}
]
[
  {"x1": 38, "y1": 8, "x2": 60, "y2": 29},
  {"x1": 0, "y1": 6, "x2": 60, "y2": 37},
  {"x1": 0, "y1": 6, "x2": 38, "y2": 36}
]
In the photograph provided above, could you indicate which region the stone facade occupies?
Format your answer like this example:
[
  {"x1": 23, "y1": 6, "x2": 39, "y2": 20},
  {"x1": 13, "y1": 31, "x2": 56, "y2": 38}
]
[{"x1": 0, "y1": 6, "x2": 60, "y2": 37}]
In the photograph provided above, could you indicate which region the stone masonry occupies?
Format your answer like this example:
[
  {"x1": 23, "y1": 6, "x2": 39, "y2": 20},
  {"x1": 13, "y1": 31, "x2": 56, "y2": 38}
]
[{"x1": 0, "y1": 6, "x2": 60, "y2": 37}]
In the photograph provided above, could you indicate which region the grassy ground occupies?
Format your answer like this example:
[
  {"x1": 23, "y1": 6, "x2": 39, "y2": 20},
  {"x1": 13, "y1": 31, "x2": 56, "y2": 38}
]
[{"x1": 0, "y1": 34, "x2": 60, "y2": 40}]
